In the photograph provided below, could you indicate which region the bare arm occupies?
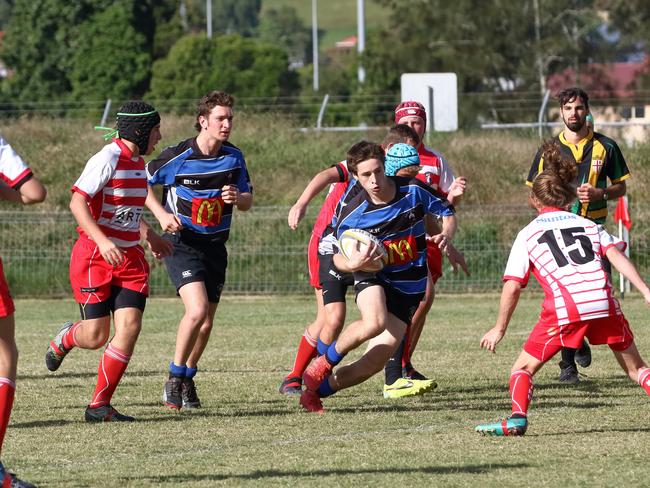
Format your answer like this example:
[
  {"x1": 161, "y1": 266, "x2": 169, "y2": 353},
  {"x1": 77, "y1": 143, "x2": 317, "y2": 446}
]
[
  {"x1": 332, "y1": 240, "x2": 383, "y2": 273},
  {"x1": 479, "y1": 280, "x2": 522, "y2": 353},
  {"x1": 430, "y1": 214, "x2": 457, "y2": 252},
  {"x1": 234, "y1": 191, "x2": 253, "y2": 211},
  {"x1": 139, "y1": 218, "x2": 173, "y2": 259},
  {"x1": 221, "y1": 184, "x2": 252, "y2": 211},
  {"x1": 577, "y1": 181, "x2": 625, "y2": 203},
  {"x1": 446, "y1": 176, "x2": 467, "y2": 205},
  {"x1": 145, "y1": 185, "x2": 182, "y2": 232},
  {"x1": 288, "y1": 166, "x2": 341, "y2": 229},
  {"x1": 70, "y1": 191, "x2": 124, "y2": 266},
  {"x1": 0, "y1": 177, "x2": 46, "y2": 205},
  {"x1": 606, "y1": 245, "x2": 650, "y2": 304}
]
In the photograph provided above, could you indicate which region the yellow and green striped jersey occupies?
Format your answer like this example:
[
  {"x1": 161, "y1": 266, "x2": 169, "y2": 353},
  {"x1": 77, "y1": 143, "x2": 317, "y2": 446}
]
[{"x1": 526, "y1": 130, "x2": 630, "y2": 224}]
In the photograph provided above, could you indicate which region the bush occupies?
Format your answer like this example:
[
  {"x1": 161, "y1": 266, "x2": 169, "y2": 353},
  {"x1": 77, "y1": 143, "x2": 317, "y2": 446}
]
[{"x1": 147, "y1": 34, "x2": 299, "y2": 107}]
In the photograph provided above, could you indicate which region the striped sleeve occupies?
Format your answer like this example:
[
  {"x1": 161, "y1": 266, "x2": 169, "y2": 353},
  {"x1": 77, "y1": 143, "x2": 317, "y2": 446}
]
[
  {"x1": 503, "y1": 230, "x2": 531, "y2": 286},
  {"x1": 0, "y1": 136, "x2": 33, "y2": 189},
  {"x1": 72, "y1": 144, "x2": 118, "y2": 199},
  {"x1": 598, "y1": 225, "x2": 626, "y2": 255}
]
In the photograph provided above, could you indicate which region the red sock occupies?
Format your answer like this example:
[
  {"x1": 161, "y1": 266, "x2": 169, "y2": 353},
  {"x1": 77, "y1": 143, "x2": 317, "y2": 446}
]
[
  {"x1": 89, "y1": 344, "x2": 130, "y2": 408},
  {"x1": 62, "y1": 321, "x2": 82, "y2": 350},
  {"x1": 637, "y1": 367, "x2": 650, "y2": 395},
  {"x1": 0, "y1": 378, "x2": 15, "y2": 455},
  {"x1": 287, "y1": 330, "x2": 317, "y2": 378},
  {"x1": 510, "y1": 370, "x2": 533, "y2": 416},
  {"x1": 402, "y1": 331, "x2": 412, "y2": 369}
]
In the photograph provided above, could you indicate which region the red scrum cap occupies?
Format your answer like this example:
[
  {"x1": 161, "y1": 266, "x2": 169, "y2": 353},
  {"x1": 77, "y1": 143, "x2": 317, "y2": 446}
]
[{"x1": 394, "y1": 101, "x2": 426, "y2": 125}]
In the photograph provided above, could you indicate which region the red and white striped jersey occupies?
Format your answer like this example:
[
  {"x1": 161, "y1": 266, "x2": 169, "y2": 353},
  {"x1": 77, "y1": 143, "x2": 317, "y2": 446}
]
[
  {"x1": 0, "y1": 136, "x2": 33, "y2": 189},
  {"x1": 504, "y1": 207, "x2": 625, "y2": 326},
  {"x1": 71, "y1": 139, "x2": 147, "y2": 248},
  {"x1": 416, "y1": 145, "x2": 455, "y2": 196}
]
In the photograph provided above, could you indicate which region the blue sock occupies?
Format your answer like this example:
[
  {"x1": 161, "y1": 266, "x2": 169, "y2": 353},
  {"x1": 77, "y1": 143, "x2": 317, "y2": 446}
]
[
  {"x1": 317, "y1": 338, "x2": 330, "y2": 356},
  {"x1": 185, "y1": 366, "x2": 197, "y2": 379},
  {"x1": 317, "y1": 379, "x2": 337, "y2": 398},
  {"x1": 169, "y1": 362, "x2": 186, "y2": 378},
  {"x1": 325, "y1": 341, "x2": 346, "y2": 366}
]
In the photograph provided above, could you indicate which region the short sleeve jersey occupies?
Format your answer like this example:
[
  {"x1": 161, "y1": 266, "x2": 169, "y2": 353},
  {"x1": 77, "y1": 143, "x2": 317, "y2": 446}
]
[
  {"x1": 146, "y1": 138, "x2": 252, "y2": 242},
  {"x1": 312, "y1": 161, "x2": 349, "y2": 239},
  {"x1": 71, "y1": 139, "x2": 147, "y2": 248},
  {"x1": 526, "y1": 131, "x2": 630, "y2": 224},
  {"x1": 416, "y1": 145, "x2": 455, "y2": 196},
  {"x1": 0, "y1": 136, "x2": 33, "y2": 189},
  {"x1": 334, "y1": 176, "x2": 455, "y2": 296},
  {"x1": 504, "y1": 208, "x2": 625, "y2": 326}
]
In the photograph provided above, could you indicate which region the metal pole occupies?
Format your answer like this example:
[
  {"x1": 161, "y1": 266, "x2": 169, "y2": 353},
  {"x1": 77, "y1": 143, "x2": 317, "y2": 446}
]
[
  {"x1": 619, "y1": 217, "x2": 625, "y2": 298},
  {"x1": 537, "y1": 89, "x2": 551, "y2": 139},
  {"x1": 312, "y1": 0, "x2": 319, "y2": 91},
  {"x1": 316, "y1": 94, "x2": 330, "y2": 129},
  {"x1": 533, "y1": 0, "x2": 545, "y2": 96},
  {"x1": 206, "y1": 0, "x2": 212, "y2": 39},
  {"x1": 100, "y1": 99, "x2": 112, "y2": 127},
  {"x1": 357, "y1": 0, "x2": 365, "y2": 84}
]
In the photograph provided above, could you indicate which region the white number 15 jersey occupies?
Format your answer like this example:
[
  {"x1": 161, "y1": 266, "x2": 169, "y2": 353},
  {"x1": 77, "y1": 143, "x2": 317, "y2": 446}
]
[{"x1": 504, "y1": 208, "x2": 625, "y2": 326}]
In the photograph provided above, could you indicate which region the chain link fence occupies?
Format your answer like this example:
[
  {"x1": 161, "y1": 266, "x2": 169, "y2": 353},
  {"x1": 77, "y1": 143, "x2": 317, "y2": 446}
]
[{"x1": 0, "y1": 205, "x2": 647, "y2": 297}]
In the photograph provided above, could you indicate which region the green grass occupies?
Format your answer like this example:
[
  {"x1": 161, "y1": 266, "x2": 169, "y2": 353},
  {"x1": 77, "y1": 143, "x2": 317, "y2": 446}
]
[
  {"x1": 7, "y1": 294, "x2": 650, "y2": 486},
  {"x1": 262, "y1": 0, "x2": 389, "y2": 49}
]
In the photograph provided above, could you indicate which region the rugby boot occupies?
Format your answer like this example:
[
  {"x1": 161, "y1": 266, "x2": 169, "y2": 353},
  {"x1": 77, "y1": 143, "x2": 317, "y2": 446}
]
[
  {"x1": 162, "y1": 375, "x2": 183, "y2": 410},
  {"x1": 383, "y1": 377, "x2": 437, "y2": 399},
  {"x1": 475, "y1": 415, "x2": 528, "y2": 436},
  {"x1": 278, "y1": 376, "x2": 303, "y2": 396},
  {"x1": 299, "y1": 389, "x2": 324, "y2": 414},
  {"x1": 181, "y1": 377, "x2": 201, "y2": 409},
  {"x1": 575, "y1": 340, "x2": 592, "y2": 368},
  {"x1": 303, "y1": 355, "x2": 333, "y2": 391},
  {"x1": 0, "y1": 462, "x2": 36, "y2": 488},
  {"x1": 84, "y1": 404, "x2": 135, "y2": 422},
  {"x1": 558, "y1": 360, "x2": 579, "y2": 383},
  {"x1": 45, "y1": 321, "x2": 74, "y2": 372},
  {"x1": 402, "y1": 362, "x2": 429, "y2": 381}
]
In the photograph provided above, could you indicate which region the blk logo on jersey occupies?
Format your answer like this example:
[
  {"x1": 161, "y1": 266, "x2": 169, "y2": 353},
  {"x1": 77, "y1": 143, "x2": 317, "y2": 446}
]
[
  {"x1": 384, "y1": 235, "x2": 418, "y2": 265},
  {"x1": 191, "y1": 197, "x2": 224, "y2": 226}
]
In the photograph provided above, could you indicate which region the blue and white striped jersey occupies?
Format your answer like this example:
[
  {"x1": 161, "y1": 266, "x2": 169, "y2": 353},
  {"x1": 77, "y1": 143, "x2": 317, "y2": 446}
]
[
  {"x1": 147, "y1": 138, "x2": 252, "y2": 241},
  {"x1": 334, "y1": 176, "x2": 454, "y2": 295}
]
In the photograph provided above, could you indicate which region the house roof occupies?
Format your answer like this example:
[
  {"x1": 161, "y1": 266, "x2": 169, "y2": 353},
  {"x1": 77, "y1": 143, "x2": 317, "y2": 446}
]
[
  {"x1": 547, "y1": 57, "x2": 649, "y2": 99},
  {"x1": 335, "y1": 35, "x2": 357, "y2": 49}
]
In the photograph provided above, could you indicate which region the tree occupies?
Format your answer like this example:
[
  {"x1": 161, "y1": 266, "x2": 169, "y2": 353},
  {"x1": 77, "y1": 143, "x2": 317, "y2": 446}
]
[
  {"x1": 1, "y1": 0, "x2": 159, "y2": 104},
  {"x1": 69, "y1": 3, "x2": 151, "y2": 100},
  {"x1": 147, "y1": 33, "x2": 298, "y2": 104},
  {"x1": 2, "y1": 0, "x2": 93, "y2": 102},
  {"x1": 258, "y1": 6, "x2": 311, "y2": 67},
  {"x1": 365, "y1": 0, "x2": 612, "y2": 125},
  {"x1": 213, "y1": 0, "x2": 261, "y2": 37}
]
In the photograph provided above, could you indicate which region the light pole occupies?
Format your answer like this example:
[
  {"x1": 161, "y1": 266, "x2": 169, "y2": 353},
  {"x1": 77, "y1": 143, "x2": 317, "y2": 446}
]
[
  {"x1": 206, "y1": 0, "x2": 212, "y2": 39},
  {"x1": 312, "y1": 0, "x2": 319, "y2": 91},
  {"x1": 357, "y1": 0, "x2": 365, "y2": 84}
]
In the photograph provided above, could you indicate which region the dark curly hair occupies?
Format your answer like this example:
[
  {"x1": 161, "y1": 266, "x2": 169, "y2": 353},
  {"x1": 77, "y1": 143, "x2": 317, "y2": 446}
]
[{"x1": 532, "y1": 140, "x2": 577, "y2": 208}]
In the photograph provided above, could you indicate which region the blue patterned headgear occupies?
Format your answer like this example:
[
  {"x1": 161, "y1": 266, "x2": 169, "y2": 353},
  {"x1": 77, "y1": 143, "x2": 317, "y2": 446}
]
[{"x1": 384, "y1": 143, "x2": 420, "y2": 176}]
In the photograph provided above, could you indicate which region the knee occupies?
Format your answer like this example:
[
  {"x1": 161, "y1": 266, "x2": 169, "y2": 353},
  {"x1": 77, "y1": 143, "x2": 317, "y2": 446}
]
[
  {"x1": 184, "y1": 305, "x2": 209, "y2": 327},
  {"x1": 120, "y1": 320, "x2": 142, "y2": 341},
  {"x1": 199, "y1": 319, "x2": 214, "y2": 335},
  {"x1": 86, "y1": 328, "x2": 110, "y2": 349},
  {"x1": 366, "y1": 317, "x2": 387, "y2": 337}
]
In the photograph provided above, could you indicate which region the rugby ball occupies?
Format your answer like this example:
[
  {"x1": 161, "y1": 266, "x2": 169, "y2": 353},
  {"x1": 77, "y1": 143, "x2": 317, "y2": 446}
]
[{"x1": 338, "y1": 228, "x2": 388, "y2": 272}]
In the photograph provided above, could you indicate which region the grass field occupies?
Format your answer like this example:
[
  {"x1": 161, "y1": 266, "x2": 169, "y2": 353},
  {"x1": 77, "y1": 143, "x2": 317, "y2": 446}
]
[
  {"x1": 5, "y1": 294, "x2": 650, "y2": 486},
  {"x1": 261, "y1": 0, "x2": 389, "y2": 49}
]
